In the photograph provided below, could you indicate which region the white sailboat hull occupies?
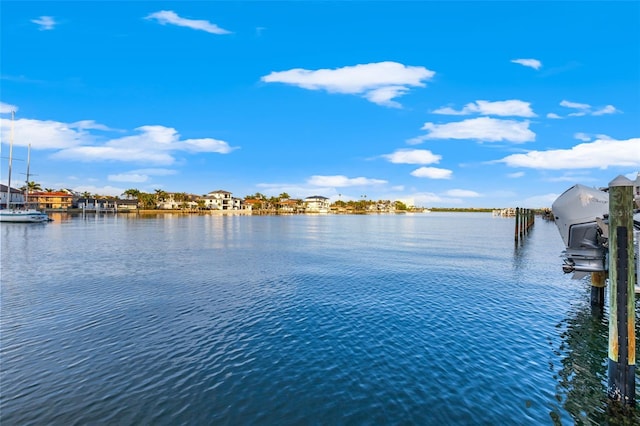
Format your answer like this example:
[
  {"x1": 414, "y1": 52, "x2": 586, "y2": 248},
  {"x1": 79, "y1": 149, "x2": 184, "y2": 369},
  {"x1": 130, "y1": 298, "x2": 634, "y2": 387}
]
[{"x1": 0, "y1": 209, "x2": 50, "y2": 223}]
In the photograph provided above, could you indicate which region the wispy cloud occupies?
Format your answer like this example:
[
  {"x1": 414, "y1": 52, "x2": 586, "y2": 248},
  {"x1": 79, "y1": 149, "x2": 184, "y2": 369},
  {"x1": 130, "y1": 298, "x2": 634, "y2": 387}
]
[
  {"x1": 592, "y1": 105, "x2": 619, "y2": 116},
  {"x1": 382, "y1": 149, "x2": 441, "y2": 165},
  {"x1": 511, "y1": 58, "x2": 542, "y2": 70},
  {"x1": 410, "y1": 167, "x2": 452, "y2": 179},
  {"x1": 421, "y1": 117, "x2": 535, "y2": 143},
  {"x1": 497, "y1": 137, "x2": 640, "y2": 169},
  {"x1": 560, "y1": 100, "x2": 590, "y2": 110},
  {"x1": 550, "y1": 100, "x2": 620, "y2": 118},
  {"x1": 72, "y1": 185, "x2": 128, "y2": 197},
  {"x1": 108, "y1": 168, "x2": 177, "y2": 183},
  {"x1": 307, "y1": 175, "x2": 387, "y2": 187},
  {"x1": 145, "y1": 10, "x2": 232, "y2": 35},
  {"x1": 31, "y1": 16, "x2": 57, "y2": 31},
  {"x1": 508, "y1": 172, "x2": 525, "y2": 178},
  {"x1": 261, "y1": 61, "x2": 435, "y2": 108},
  {"x1": 433, "y1": 100, "x2": 536, "y2": 117}
]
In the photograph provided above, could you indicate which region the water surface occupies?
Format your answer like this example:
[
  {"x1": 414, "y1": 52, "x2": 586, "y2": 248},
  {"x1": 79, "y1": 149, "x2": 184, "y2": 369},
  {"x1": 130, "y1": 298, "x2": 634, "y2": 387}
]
[{"x1": 1, "y1": 213, "x2": 637, "y2": 424}]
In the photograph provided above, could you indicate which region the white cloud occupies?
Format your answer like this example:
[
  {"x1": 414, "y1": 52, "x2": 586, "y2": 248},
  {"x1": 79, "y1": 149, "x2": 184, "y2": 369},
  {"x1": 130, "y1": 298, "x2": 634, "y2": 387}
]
[
  {"x1": 445, "y1": 189, "x2": 480, "y2": 197},
  {"x1": 560, "y1": 100, "x2": 590, "y2": 110},
  {"x1": 108, "y1": 173, "x2": 149, "y2": 183},
  {"x1": 145, "y1": 10, "x2": 232, "y2": 34},
  {"x1": 53, "y1": 146, "x2": 176, "y2": 164},
  {"x1": 410, "y1": 167, "x2": 452, "y2": 179},
  {"x1": 558, "y1": 99, "x2": 618, "y2": 117},
  {"x1": 72, "y1": 185, "x2": 125, "y2": 197},
  {"x1": 130, "y1": 168, "x2": 177, "y2": 176},
  {"x1": 362, "y1": 85, "x2": 408, "y2": 108},
  {"x1": 183, "y1": 138, "x2": 237, "y2": 153},
  {"x1": 260, "y1": 61, "x2": 435, "y2": 107},
  {"x1": 546, "y1": 113, "x2": 562, "y2": 119},
  {"x1": 108, "y1": 168, "x2": 177, "y2": 183},
  {"x1": 592, "y1": 105, "x2": 619, "y2": 116},
  {"x1": 408, "y1": 192, "x2": 447, "y2": 206},
  {"x1": 70, "y1": 120, "x2": 113, "y2": 131},
  {"x1": 508, "y1": 172, "x2": 525, "y2": 178},
  {"x1": 431, "y1": 106, "x2": 466, "y2": 116},
  {"x1": 307, "y1": 175, "x2": 387, "y2": 187},
  {"x1": 0, "y1": 102, "x2": 18, "y2": 114},
  {"x1": 382, "y1": 149, "x2": 441, "y2": 164},
  {"x1": 511, "y1": 58, "x2": 542, "y2": 70},
  {"x1": 574, "y1": 132, "x2": 591, "y2": 142},
  {"x1": 31, "y1": 16, "x2": 56, "y2": 30},
  {"x1": 0, "y1": 117, "x2": 90, "y2": 149},
  {"x1": 421, "y1": 117, "x2": 535, "y2": 143},
  {"x1": 433, "y1": 100, "x2": 536, "y2": 117},
  {"x1": 52, "y1": 125, "x2": 236, "y2": 164},
  {"x1": 405, "y1": 135, "x2": 429, "y2": 145},
  {"x1": 498, "y1": 137, "x2": 640, "y2": 169},
  {"x1": 0, "y1": 115, "x2": 238, "y2": 165}
]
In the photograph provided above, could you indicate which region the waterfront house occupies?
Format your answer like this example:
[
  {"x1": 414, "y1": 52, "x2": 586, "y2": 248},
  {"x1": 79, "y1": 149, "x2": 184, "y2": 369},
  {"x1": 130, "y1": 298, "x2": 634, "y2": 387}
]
[
  {"x1": 303, "y1": 195, "x2": 330, "y2": 213},
  {"x1": 30, "y1": 191, "x2": 74, "y2": 210},
  {"x1": 114, "y1": 199, "x2": 138, "y2": 211},
  {"x1": 156, "y1": 193, "x2": 200, "y2": 210},
  {"x1": 277, "y1": 199, "x2": 303, "y2": 213},
  {"x1": 202, "y1": 190, "x2": 237, "y2": 210},
  {"x1": 0, "y1": 184, "x2": 25, "y2": 208},
  {"x1": 76, "y1": 197, "x2": 115, "y2": 211}
]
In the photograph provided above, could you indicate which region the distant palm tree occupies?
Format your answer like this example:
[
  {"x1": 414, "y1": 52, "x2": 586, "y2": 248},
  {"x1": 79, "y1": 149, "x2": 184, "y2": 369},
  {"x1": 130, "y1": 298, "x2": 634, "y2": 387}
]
[
  {"x1": 123, "y1": 188, "x2": 141, "y2": 200},
  {"x1": 20, "y1": 181, "x2": 42, "y2": 192},
  {"x1": 279, "y1": 192, "x2": 290, "y2": 200},
  {"x1": 138, "y1": 192, "x2": 157, "y2": 209},
  {"x1": 44, "y1": 187, "x2": 54, "y2": 192},
  {"x1": 154, "y1": 189, "x2": 168, "y2": 202},
  {"x1": 246, "y1": 192, "x2": 265, "y2": 200}
]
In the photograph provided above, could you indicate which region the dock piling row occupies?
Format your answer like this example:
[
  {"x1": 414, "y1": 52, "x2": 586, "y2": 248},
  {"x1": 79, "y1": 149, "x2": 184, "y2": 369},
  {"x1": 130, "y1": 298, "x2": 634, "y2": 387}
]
[{"x1": 514, "y1": 207, "x2": 535, "y2": 244}]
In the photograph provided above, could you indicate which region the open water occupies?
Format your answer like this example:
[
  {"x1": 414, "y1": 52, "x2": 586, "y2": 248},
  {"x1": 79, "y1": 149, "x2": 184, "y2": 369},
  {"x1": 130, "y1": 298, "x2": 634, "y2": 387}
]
[{"x1": 1, "y1": 212, "x2": 638, "y2": 425}]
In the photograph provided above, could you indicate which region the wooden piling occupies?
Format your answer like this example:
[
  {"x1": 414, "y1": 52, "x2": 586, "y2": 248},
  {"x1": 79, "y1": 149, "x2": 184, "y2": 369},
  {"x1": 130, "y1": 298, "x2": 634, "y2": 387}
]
[
  {"x1": 515, "y1": 208, "x2": 535, "y2": 245},
  {"x1": 607, "y1": 175, "x2": 636, "y2": 405},
  {"x1": 591, "y1": 271, "x2": 606, "y2": 308}
]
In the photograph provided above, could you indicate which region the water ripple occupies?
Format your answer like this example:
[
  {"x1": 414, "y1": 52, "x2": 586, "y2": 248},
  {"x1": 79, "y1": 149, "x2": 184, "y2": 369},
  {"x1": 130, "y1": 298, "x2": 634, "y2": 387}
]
[{"x1": 0, "y1": 214, "x2": 603, "y2": 424}]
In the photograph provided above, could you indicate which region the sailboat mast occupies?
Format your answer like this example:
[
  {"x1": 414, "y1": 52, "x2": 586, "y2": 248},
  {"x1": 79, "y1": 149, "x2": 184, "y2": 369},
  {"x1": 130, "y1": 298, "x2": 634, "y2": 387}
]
[
  {"x1": 25, "y1": 143, "x2": 31, "y2": 207},
  {"x1": 6, "y1": 110, "x2": 15, "y2": 209}
]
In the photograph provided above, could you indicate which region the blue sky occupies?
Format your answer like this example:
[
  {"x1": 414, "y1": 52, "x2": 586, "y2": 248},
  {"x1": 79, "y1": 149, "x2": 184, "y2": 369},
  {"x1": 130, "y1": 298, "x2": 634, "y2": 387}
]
[{"x1": 1, "y1": 1, "x2": 639, "y2": 208}]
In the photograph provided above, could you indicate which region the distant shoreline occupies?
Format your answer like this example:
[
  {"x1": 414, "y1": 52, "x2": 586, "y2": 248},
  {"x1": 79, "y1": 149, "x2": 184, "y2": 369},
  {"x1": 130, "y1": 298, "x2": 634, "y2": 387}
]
[{"x1": 46, "y1": 207, "x2": 553, "y2": 216}]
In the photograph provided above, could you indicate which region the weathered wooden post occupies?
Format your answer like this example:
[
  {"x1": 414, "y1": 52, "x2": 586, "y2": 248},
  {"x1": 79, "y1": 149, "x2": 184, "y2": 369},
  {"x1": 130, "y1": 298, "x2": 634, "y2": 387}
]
[
  {"x1": 607, "y1": 175, "x2": 636, "y2": 405},
  {"x1": 515, "y1": 207, "x2": 520, "y2": 243}
]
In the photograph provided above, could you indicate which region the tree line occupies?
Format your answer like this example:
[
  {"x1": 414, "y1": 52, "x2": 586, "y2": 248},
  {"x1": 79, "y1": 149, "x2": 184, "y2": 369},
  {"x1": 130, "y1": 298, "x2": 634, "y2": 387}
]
[{"x1": 21, "y1": 183, "x2": 415, "y2": 212}]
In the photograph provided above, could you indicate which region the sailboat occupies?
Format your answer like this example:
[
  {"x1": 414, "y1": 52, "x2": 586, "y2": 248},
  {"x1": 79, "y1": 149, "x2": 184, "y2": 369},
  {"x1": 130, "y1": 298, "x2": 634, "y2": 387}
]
[{"x1": 0, "y1": 111, "x2": 50, "y2": 223}]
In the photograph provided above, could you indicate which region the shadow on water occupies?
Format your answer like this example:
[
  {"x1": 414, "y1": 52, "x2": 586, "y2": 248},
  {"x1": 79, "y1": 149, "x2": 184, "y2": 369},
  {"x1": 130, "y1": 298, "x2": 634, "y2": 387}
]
[{"x1": 550, "y1": 282, "x2": 640, "y2": 425}]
